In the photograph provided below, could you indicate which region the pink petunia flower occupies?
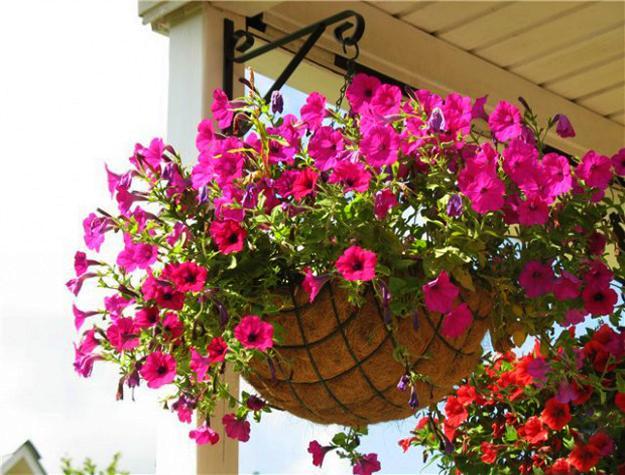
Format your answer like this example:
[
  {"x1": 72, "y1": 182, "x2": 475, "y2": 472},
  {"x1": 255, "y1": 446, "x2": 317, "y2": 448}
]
[
  {"x1": 502, "y1": 138, "x2": 539, "y2": 189},
  {"x1": 106, "y1": 317, "x2": 139, "y2": 352},
  {"x1": 582, "y1": 283, "x2": 617, "y2": 316},
  {"x1": 353, "y1": 453, "x2": 381, "y2": 475},
  {"x1": 222, "y1": 413, "x2": 251, "y2": 442},
  {"x1": 116, "y1": 236, "x2": 158, "y2": 273},
  {"x1": 517, "y1": 195, "x2": 549, "y2": 226},
  {"x1": 302, "y1": 267, "x2": 329, "y2": 303},
  {"x1": 370, "y1": 84, "x2": 402, "y2": 116},
  {"x1": 135, "y1": 307, "x2": 160, "y2": 328},
  {"x1": 291, "y1": 168, "x2": 319, "y2": 201},
  {"x1": 488, "y1": 100, "x2": 522, "y2": 142},
  {"x1": 576, "y1": 151, "x2": 613, "y2": 190},
  {"x1": 563, "y1": 308, "x2": 587, "y2": 327},
  {"x1": 583, "y1": 259, "x2": 614, "y2": 287},
  {"x1": 553, "y1": 271, "x2": 581, "y2": 301},
  {"x1": 74, "y1": 251, "x2": 100, "y2": 277},
  {"x1": 65, "y1": 272, "x2": 97, "y2": 296},
  {"x1": 170, "y1": 262, "x2": 207, "y2": 293},
  {"x1": 196, "y1": 119, "x2": 215, "y2": 152},
  {"x1": 526, "y1": 357, "x2": 550, "y2": 383},
  {"x1": 360, "y1": 125, "x2": 399, "y2": 167},
  {"x1": 189, "y1": 424, "x2": 220, "y2": 445},
  {"x1": 140, "y1": 351, "x2": 176, "y2": 389},
  {"x1": 441, "y1": 303, "x2": 473, "y2": 339},
  {"x1": 471, "y1": 95, "x2": 488, "y2": 121},
  {"x1": 234, "y1": 315, "x2": 274, "y2": 351},
  {"x1": 346, "y1": 73, "x2": 381, "y2": 113},
  {"x1": 555, "y1": 114, "x2": 575, "y2": 138},
  {"x1": 300, "y1": 92, "x2": 327, "y2": 130},
  {"x1": 307, "y1": 126, "x2": 345, "y2": 171},
  {"x1": 211, "y1": 89, "x2": 234, "y2": 129},
  {"x1": 519, "y1": 261, "x2": 554, "y2": 298},
  {"x1": 335, "y1": 246, "x2": 377, "y2": 282},
  {"x1": 328, "y1": 160, "x2": 371, "y2": 193},
  {"x1": 374, "y1": 189, "x2": 398, "y2": 220},
  {"x1": 542, "y1": 152, "x2": 572, "y2": 199},
  {"x1": 308, "y1": 440, "x2": 333, "y2": 467},
  {"x1": 140, "y1": 138, "x2": 166, "y2": 169},
  {"x1": 443, "y1": 93, "x2": 472, "y2": 135},
  {"x1": 72, "y1": 304, "x2": 98, "y2": 331},
  {"x1": 612, "y1": 147, "x2": 625, "y2": 176},
  {"x1": 162, "y1": 312, "x2": 183, "y2": 340},
  {"x1": 209, "y1": 219, "x2": 247, "y2": 254},
  {"x1": 463, "y1": 171, "x2": 505, "y2": 215},
  {"x1": 83, "y1": 213, "x2": 110, "y2": 252},
  {"x1": 73, "y1": 343, "x2": 102, "y2": 378},
  {"x1": 104, "y1": 164, "x2": 132, "y2": 197},
  {"x1": 422, "y1": 271, "x2": 459, "y2": 314},
  {"x1": 190, "y1": 348, "x2": 212, "y2": 382},
  {"x1": 104, "y1": 294, "x2": 134, "y2": 319}
]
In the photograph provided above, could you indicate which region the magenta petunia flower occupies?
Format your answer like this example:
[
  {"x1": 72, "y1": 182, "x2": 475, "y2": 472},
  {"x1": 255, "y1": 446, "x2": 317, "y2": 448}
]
[
  {"x1": 346, "y1": 73, "x2": 381, "y2": 113},
  {"x1": 207, "y1": 336, "x2": 228, "y2": 363},
  {"x1": 211, "y1": 89, "x2": 233, "y2": 129},
  {"x1": 209, "y1": 219, "x2": 247, "y2": 255},
  {"x1": 583, "y1": 259, "x2": 614, "y2": 288},
  {"x1": 104, "y1": 164, "x2": 132, "y2": 198},
  {"x1": 190, "y1": 348, "x2": 211, "y2": 382},
  {"x1": 246, "y1": 395, "x2": 265, "y2": 411},
  {"x1": 106, "y1": 317, "x2": 139, "y2": 352},
  {"x1": 488, "y1": 100, "x2": 522, "y2": 142},
  {"x1": 360, "y1": 125, "x2": 399, "y2": 167},
  {"x1": 74, "y1": 251, "x2": 99, "y2": 277},
  {"x1": 196, "y1": 119, "x2": 215, "y2": 152},
  {"x1": 553, "y1": 271, "x2": 581, "y2": 301},
  {"x1": 353, "y1": 453, "x2": 382, "y2": 475},
  {"x1": 526, "y1": 356, "x2": 550, "y2": 383},
  {"x1": 83, "y1": 213, "x2": 110, "y2": 252},
  {"x1": 335, "y1": 245, "x2": 377, "y2": 282},
  {"x1": 300, "y1": 92, "x2": 327, "y2": 130},
  {"x1": 135, "y1": 307, "x2": 159, "y2": 328},
  {"x1": 576, "y1": 150, "x2": 613, "y2": 190},
  {"x1": 612, "y1": 148, "x2": 625, "y2": 176},
  {"x1": 502, "y1": 138, "x2": 539, "y2": 189},
  {"x1": 471, "y1": 95, "x2": 488, "y2": 121},
  {"x1": 162, "y1": 312, "x2": 183, "y2": 340},
  {"x1": 170, "y1": 262, "x2": 207, "y2": 293},
  {"x1": 582, "y1": 283, "x2": 617, "y2": 316},
  {"x1": 370, "y1": 84, "x2": 402, "y2": 116},
  {"x1": 72, "y1": 304, "x2": 97, "y2": 331},
  {"x1": 234, "y1": 315, "x2": 274, "y2": 351},
  {"x1": 443, "y1": 93, "x2": 472, "y2": 135},
  {"x1": 463, "y1": 171, "x2": 505, "y2": 214},
  {"x1": 302, "y1": 267, "x2": 329, "y2": 303},
  {"x1": 519, "y1": 261, "x2": 554, "y2": 298},
  {"x1": 441, "y1": 303, "x2": 473, "y2": 339},
  {"x1": 328, "y1": 160, "x2": 371, "y2": 193},
  {"x1": 308, "y1": 126, "x2": 344, "y2": 171},
  {"x1": 542, "y1": 152, "x2": 572, "y2": 199},
  {"x1": 73, "y1": 345, "x2": 102, "y2": 378},
  {"x1": 517, "y1": 195, "x2": 549, "y2": 226},
  {"x1": 65, "y1": 272, "x2": 97, "y2": 297},
  {"x1": 374, "y1": 189, "x2": 398, "y2": 220},
  {"x1": 308, "y1": 440, "x2": 333, "y2": 467},
  {"x1": 140, "y1": 138, "x2": 166, "y2": 169},
  {"x1": 422, "y1": 271, "x2": 459, "y2": 314},
  {"x1": 222, "y1": 413, "x2": 251, "y2": 442},
  {"x1": 140, "y1": 351, "x2": 176, "y2": 389},
  {"x1": 189, "y1": 424, "x2": 220, "y2": 445},
  {"x1": 555, "y1": 114, "x2": 575, "y2": 138},
  {"x1": 291, "y1": 168, "x2": 318, "y2": 201},
  {"x1": 563, "y1": 308, "x2": 586, "y2": 327},
  {"x1": 116, "y1": 235, "x2": 158, "y2": 273}
]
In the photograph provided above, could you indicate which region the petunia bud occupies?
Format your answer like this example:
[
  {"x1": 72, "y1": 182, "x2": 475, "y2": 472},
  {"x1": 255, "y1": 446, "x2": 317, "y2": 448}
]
[
  {"x1": 555, "y1": 114, "x2": 575, "y2": 138},
  {"x1": 397, "y1": 374, "x2": 409, "y2": 392},
  {"x1": 428, "y1": 107, "x2": 446, "y2": 132},
  {"x1": 409, "y1": 386, "x2": 419, "y2": 409},
  {"x1": 446, "y1": 194, "x2": 463, "y2": 218},
  {"x1": 270, "y1": 90, "x2": 284, "y2": 114}
]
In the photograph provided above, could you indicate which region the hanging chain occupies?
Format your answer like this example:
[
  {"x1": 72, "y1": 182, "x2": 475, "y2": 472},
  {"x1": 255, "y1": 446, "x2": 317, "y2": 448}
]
[{"x1": 334, "y1": 42, "x2": 360, "y2": 114}]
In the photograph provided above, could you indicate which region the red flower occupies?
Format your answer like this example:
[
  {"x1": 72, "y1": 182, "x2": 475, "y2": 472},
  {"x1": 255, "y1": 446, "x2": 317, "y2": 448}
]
[
  {"x1": 615, "y1": 392, "x2": 625, "y2": 413},
  {"x1": 519, "y1": 416, "x2": 547, "y2": 445},
  {"x1": 568, "y1": 442, "x2": 600, "y2": 472},
  {"x1": 547, "y1": 458, "x2": 573, "y2": 475},
  {"x1": 480, "y1": 441, "x2": 498, "y2": 464},
  {"x1": 170, "y1": 262, "x2": 207, "y2": 293},
  {"x1": 209, "y1": 219, "x2": 247, "y2": 255},
  {"x1": 335, "y1": 245, "x2": 377, "y2": 282},
  {"x1": 588, "y1": 431, "x2": 614, "y2": 456},
  {"x1": 541, "y1": 398, "x2": 571, "y2": 431},
  {"x1": 207, "y1": 336, "x2": 228, "y2": 363},
  {"x1": 444, "y1": 396, "x2": 468, "y2": 428},
  {"x1": 234, "y1": 315, "x2": 274, "y2": 351}
]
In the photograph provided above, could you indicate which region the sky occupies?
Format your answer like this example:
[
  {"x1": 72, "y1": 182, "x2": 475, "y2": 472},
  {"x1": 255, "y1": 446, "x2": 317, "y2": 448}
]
[{"x1": 0, "y1": 2, "x2": 426, "y2": 474}]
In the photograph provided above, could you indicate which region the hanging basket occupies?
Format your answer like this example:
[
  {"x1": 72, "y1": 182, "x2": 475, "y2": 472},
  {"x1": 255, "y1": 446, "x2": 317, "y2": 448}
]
[{"x1": 246, "y1": 282, "x2": 492, "y2": 426}]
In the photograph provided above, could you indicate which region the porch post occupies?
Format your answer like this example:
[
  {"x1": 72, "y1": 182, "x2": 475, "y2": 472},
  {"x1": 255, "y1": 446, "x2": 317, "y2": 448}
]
[{"x1": 140, "y1": 3, "x2": 243, "y2": 474}]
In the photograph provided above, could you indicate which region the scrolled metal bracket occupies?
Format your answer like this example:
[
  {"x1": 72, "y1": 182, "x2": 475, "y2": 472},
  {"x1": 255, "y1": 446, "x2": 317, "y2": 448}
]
[{"x1": 223, "y1": 10, "x2": 365, "y2": 102}]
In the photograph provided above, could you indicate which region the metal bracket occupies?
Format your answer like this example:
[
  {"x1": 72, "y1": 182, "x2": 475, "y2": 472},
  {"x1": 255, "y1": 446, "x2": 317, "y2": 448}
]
[{"x1": 223, "y1": 10, "x2": 365, "y2": 101}]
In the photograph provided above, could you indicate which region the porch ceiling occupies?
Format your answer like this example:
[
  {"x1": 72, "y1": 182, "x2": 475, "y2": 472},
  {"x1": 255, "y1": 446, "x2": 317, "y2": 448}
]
[{"x1": 138, "y1": 0, "x2": 625, "y2": 156}]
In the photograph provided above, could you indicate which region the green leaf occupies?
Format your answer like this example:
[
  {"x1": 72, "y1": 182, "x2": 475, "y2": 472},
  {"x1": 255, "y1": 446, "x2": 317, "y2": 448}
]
[{"x1": 504, "y1": 424, "x2": 518, "y2": 442}]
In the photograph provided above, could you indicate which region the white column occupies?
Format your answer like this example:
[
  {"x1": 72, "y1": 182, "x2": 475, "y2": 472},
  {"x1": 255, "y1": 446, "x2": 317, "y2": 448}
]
[{"x1": 154, "y1": 4, "x2": 243, "y2": 475}]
